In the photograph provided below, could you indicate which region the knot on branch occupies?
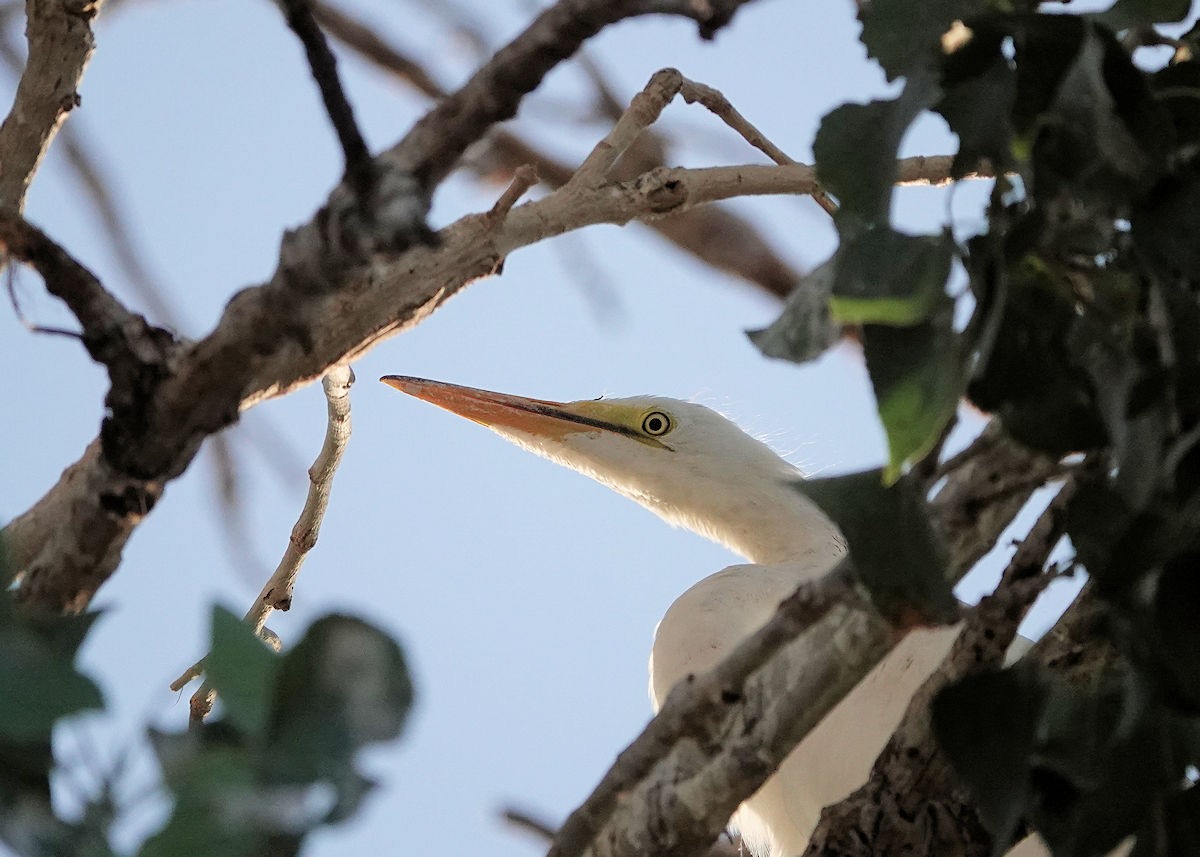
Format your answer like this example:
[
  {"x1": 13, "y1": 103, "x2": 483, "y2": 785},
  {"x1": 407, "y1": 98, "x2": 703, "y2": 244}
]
[
  {"x1": 635, "y1": 167, "x2": 688, "y2": 213},
  {"x1": 276, "y1": 168, "x2": 437, "y2": 296}
]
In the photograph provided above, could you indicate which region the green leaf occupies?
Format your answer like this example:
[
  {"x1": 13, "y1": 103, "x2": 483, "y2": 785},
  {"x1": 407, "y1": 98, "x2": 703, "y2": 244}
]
[
  {"x1": 205, "y1": 606, "x2": 280, "y2": 739},
  {"x1": 829, "y1": 229, "x2": 954, "y2": 326},
  {"x1": 1151, "y1": 553, "x2": 1200, "y2": 712},
  {"x1": 268, "y1": 615, "x2": 413, "y2": 766},
  {"x1": 747, "y1": 256, "x2": 840, "y2": 364},
  {"x1": 138, "y1": 747, "x2": 261, "y2": 857},
  {"x1": 860, "y1": 0, "x2": 992, "y2": 81},
  {"x1": 862, "y1": 307, "x2": 962, "y2": 483},
  {"x1": 1094, "y1": 0, "x2": 1191, "y2": 30},
  {"x1": 813, "y1": 71, "x2": 941, "y2": 226},
  {"x1": 936, "y1": 25, "x2": 1018, "y2": 178},
  {"x1": 797, "y1": 469, "x2": 956, "y2": 624},
  {"x1": 967, "y1": 255, "x2": 1108, "y2": 455},
  {"x1": 146, "y1": 611, "x2": 414, "y2": 853},
  {"x1": 932, "y1": 666, "x2": 1049, "y2": 851},
  {"x1": 0, "y1": 593, "x2": 104, "y2": 741}
]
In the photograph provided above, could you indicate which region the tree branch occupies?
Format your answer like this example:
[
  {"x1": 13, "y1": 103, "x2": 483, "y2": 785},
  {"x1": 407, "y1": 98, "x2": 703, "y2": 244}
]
[
  {"x1": 313, "y1": 2, "x2": 809, "y2": 300},
  {"x1": 276, "y1": 0, "x2": 372, "y2": 194},
  {"x1": 0, "y1": 0, "x2": 103, "y2": 212},
  {"x1": 550, "y1": 563, "x2": 894, "y2": 857}
]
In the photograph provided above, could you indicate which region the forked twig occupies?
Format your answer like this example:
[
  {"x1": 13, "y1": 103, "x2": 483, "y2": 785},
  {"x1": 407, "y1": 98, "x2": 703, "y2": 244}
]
[{"x1": 171, "y1": 366, "x2": 356, "y2": 723}]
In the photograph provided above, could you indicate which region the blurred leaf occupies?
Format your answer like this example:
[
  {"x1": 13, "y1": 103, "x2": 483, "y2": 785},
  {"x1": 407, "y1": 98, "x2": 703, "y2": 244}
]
[
  {"x1": 862, "y1": 307, "x2": 962, "y2": 483},
  {"x1": 967, "y1": 256, "x2": 1108, "y2": 454},
  {"x1": 205, "y1": 606, "x2": 280, "y2": 739},
  {"x1": 933, "y1": 666, "x2": 1049, "y2": 850},
  {"x1": 268, "y1": 615, "x2": 413, "y2": 774},
  {"x1": 830, "y1": 229, "x2": 954, "y2": 326},
  {"x1": 1030, "y1": 681, "x2": 1182, "y2": 857},
  {"x1": 814, "y1": 71, "x2": 940, "y2": 226},
  {"x1": 747, "y1": 256, "x2": 840, "y2": 364},
  {"x1": 936, "y1": 24, "x2": 1018, "y2": 178},
  {"x1": 797, "y1": 470, "x2": 956, "y2": 624},
  {"x1": 1152, "y1": 553, "x2": 1200, "y2": 712},
  {"x1": 1133, "y1": 163, "x2": 1200, "y2": 283},
  {"x1": 1094, "y1": 0, "x2": 1191, "y2": 29},
  {"x1": 147, "y1": 611, "x2": 414, "y2": 852},
  {"x1": 859, "y1": 0, "x2": 991, "y2": 80},
  {"x1": 138, "y1": 747, "x2": 261, "y2": 857},
  {"x1": 0, "y1": 595, "x2": 103, "y2": 742}
]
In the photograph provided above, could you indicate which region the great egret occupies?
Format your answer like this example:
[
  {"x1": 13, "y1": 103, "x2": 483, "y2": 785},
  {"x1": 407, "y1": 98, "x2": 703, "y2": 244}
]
[{"x1": 379, "y1": 376, "x2": 1027, "y2": 856}]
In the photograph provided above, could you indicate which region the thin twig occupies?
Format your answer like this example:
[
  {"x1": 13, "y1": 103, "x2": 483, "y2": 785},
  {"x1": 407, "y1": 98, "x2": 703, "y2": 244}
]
[
  {"x1": 502, "y1": 807, "x2": 559, "y2": 843},
  {"x1": 277, "y1": 0, "x2": 373, "y2": 194},
  {"x1": 312, "y1": 1, "x2": 447, "y2": 98},
  {"x1": 0, "y1": 213, "x2": 155, "y2": 369},
  {"x1": 488, "y1": 164, "x2": 538, "y2": 221},
  {"x1": 172, "y1": 366, "x2": 356, "y2": 719},
  {"x1": 678, "y1": 76, "x2": 838, "y2": 216}
]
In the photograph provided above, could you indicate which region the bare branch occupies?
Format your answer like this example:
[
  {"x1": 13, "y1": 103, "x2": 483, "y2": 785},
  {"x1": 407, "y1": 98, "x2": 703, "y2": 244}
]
[
  {"x1": 312, "y1": 1, "x2": 446, "y2": 99},
  {"x1": 314, "y1": 7, "x2": 809, "y2": 300},
  {"x1": 0, "y1": 0, "x2": 103, "y2": 211},
  {"x1": 277, "y1": 0, "x2": 372, "y2": 193},
  {"x1": 4, "y1": 146, "x2": 964, "y2": 610},
  {"x1": 385, "y1": 0, "x2": 758, "y2": 194},
  {"x1": 170, "y1": 365, "x2": 356, "y2": 702},
  {"x1": 0, "y1": 213, "x2": 164, "y2": 369},
  {"x1": 550, "y1": 563, "x2": 892, "y2": 857},
  {"x1": 502, "y1": 807, "x2": 558, "y2": 843}
]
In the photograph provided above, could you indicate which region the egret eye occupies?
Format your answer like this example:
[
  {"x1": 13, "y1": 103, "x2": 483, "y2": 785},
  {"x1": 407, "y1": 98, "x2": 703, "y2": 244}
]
[{"x1": 642, "y1": 411, "x2": 672, "y2": 436}]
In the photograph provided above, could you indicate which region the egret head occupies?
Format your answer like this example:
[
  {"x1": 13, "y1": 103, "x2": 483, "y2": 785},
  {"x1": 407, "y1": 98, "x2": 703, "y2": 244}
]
[{"x1": 381, "y1": 376, "x2": 843, "y2": 564}]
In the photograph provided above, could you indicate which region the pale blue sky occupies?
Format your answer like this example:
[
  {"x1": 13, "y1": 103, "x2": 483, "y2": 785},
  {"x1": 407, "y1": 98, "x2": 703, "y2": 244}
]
[{"x1": 2, "y1": 2, "x2": 1079, "y2": 855}]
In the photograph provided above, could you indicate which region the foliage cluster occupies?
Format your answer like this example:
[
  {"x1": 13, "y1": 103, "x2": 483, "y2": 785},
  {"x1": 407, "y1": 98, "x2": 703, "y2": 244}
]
[{"x1": 754, "y1": 1, "x2": 1200, "y2": 853}]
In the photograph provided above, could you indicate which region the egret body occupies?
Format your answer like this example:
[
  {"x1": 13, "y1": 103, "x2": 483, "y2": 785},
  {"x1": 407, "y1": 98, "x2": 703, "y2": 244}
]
[{"x1": 381, "y1": 376, "x2": 966, "y2": 856}]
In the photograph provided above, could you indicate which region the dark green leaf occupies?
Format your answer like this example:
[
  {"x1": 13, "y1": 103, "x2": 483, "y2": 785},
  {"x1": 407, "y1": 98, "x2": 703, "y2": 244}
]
[
  {"x1": 137, "y1": 747, "x2": 262, "y2": 857},
  {"x1": 967, "y1": 256, "x2": 1108, "y2": 454},
  {"x1": 936, "y1": 26, "x2": 1018, "y2": 178},
  {"x1": 932, "y1": 666, "x2": 1049, "y2": 850},
  {"x1": 1094, "y1": 0, "x2": 1191, "y2": 30},
  {"x1": 859, "y1": 0, "x2": 990, "y2": 80},
  {"x1": 0, "y1": 593, "x2": 104, "y2": 741},
  {"x1": 830, "y1": 229, "x2": 954, "y2": 326},
  {"x1": 1031, "y1": 682, "x2": 1177, "y2": 857},
  {"x1": 268, "y1": 615, "x2": 413, "y2": 767},
  {"x1": 747, "y1": 256, "x2": 840, "y2": 364},
  {"x1": 1152, "y1": 553, "x2": 1200, "y2": 712},
  {"x1": 862, "y1": 307, "x2": 962, "y2": 483},
  {"x1": 1133, "y1": 162, "x2": 1200, "y2": 283},
  {"x1": 814, "y1": 72, "x2": 941, "y2": 226},
  {"x1": 205, "y1": 606, "x2": 280, "y2": 739},
  {"x1": 797, "y1": 470, "x2": 956, "y2": 624}
]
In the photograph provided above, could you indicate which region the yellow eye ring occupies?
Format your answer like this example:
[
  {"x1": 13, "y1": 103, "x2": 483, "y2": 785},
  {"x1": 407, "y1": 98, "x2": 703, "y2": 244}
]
[{"x1": 642, "y1": 411, "x2": 672, "y2": 436}]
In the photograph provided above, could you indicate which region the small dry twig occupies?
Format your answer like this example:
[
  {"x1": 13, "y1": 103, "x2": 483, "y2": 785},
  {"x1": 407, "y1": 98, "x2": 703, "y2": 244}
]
[
  {"x1": 488, "y1": 164, "x2": 539, "y2": 221},
  {"x1": 171, "y1": 365, "x2": 356, "y2": 722}
]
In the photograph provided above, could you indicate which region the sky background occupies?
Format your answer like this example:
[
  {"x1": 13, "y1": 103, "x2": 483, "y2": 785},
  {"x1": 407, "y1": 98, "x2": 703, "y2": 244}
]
[{"x1": 1, "y1": 1, "x2": 1086, "y2": 855}]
